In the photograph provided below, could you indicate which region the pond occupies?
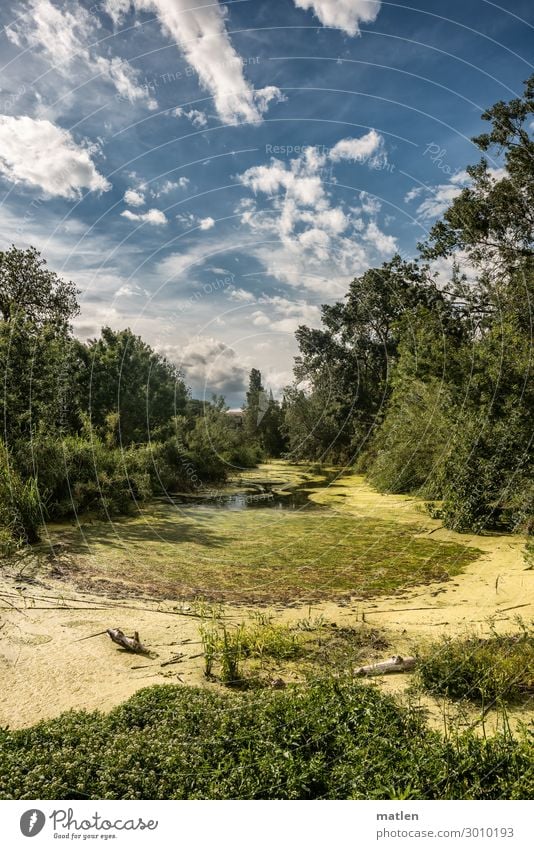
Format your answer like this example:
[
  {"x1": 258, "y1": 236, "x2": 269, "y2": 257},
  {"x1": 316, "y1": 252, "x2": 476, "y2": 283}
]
[{"x1": 156, "y1": 477, "x2": 335, "y2": 512}]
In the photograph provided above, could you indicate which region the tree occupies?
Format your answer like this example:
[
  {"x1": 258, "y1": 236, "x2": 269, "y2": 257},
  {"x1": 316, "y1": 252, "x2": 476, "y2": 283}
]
[
  {"x1": 286, "y1": 256, "x2": 442, "y2": 461},
  {"x1": 421, "y1": 74, "x2": 534, "y2": 276},
  {"x1": 82, "y1": 327, "x2": 188, "y2": 445},
  {"x1": 0, "y1": 245, "x2": 79, "y2": 327},
  {"x1": 243, "y1": 369, "x2": 286, "y2": 457}
]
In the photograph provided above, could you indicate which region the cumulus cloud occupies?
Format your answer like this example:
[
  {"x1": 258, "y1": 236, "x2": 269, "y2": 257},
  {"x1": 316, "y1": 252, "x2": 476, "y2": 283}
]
[
  {"x1": 229, "y1": 288, "x2": 256, "y2": 303},
  {"x1": 250, "y1": 295, "x2": 322, "y2": 333},
  {"x1": 124, "y1": 188, "x2": 145, "y2": 207},
  {"x1": 176, "y1": 213, "x2": 215, "y2": 231},
  {"x1": 237, "y1": 136, "x2": 396, "y2": 293},
  {"x1": 293, "y1": 0, "x2": 381, "y2": 37},
  {"x1": 0, "y1": 115, "x2": 110, "y2": 198},
  {"x1": 163, "y1": 336, "x2": 248, "y2": 395},
  {"x1": 329, "y1": 129, "x2": 384, "y2": 163},
  {"x1": 7, "y1": 0, "x2": 156, "y2": 109},
  {"x1": 105, "y1": 0, "x2": 284, "y2": 124},
  {"x1": 121, "y1": 208, "x2": 168, "y2": 225}
]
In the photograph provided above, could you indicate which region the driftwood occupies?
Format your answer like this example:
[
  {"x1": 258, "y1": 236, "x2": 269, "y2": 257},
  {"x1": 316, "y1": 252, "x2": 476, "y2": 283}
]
[
  {"x1": 106, "y1": 628, "x2": 148, "y2": 654},
  {"x1": 355, "y1": 655, "x2": 416, "y2": 677}
]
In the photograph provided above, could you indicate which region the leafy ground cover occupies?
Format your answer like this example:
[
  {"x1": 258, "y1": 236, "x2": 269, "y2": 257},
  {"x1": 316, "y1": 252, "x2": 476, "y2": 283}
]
[{"x1": 1, "y1": 678, "x2": 532, "y2": 800}]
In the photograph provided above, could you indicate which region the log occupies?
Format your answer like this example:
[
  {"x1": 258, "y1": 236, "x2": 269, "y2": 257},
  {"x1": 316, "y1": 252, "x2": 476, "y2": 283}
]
[
  {"x1": 106, "y1": 628, "x2": 148, "y2": 654},
  {"x1": 354, "y1": 655, "x2": 416, "y2": 677}
]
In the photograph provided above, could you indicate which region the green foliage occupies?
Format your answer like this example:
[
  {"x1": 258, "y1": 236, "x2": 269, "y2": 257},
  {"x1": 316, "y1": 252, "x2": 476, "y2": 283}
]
[
  {"x1": 200, "y1": 616, "x2": 303, "y2": 682},
  {"x1": 243, "y1": 369, "x2": 286, "y2": 458},
  {"x1": 82, "y1": 327, "x2": 188, "y2": 446},
  {"x1": 0, "y1": 678, "x2": 532, "y2": 800},
  {"x1": 0, "y1": 245, "x2": 79, "y2": 328},
  {"x1": 368, "y1": 378, "x2": 451, "y2": 495},
  {"x1": 418, "y1": 627, "x2": 534, "y2": 705},
  {"x1": 0, "y1": 444, "x2": 43, "y2": 543}
]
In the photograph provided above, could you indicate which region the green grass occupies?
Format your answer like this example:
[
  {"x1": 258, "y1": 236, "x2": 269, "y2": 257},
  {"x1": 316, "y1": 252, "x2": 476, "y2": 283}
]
[
  {"x1": 1, "y1": 678, "x2": 532, "y2": 800},
  {"x1": 199, "y1": 614, "x2": 391, "y2": 685},
  {"x1": 46, "y1": 469, "x2": 480, "y2": 604},
  {"x1": 417, "y1": 627, "x2": 534, "y2": 705}
]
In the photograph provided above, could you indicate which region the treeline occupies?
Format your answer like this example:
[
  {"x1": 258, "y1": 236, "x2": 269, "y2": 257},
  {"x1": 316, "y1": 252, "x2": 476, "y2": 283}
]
[
  {"x1": 0, "y1": 250, "x2": 261, "y2": 548},
  {"x1": 281, "y1": 76, "x2": 534, "y2": 534}
]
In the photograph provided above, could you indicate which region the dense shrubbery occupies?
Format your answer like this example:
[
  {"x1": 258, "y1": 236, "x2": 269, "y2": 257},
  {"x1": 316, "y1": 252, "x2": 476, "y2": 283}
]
[
  {"x1": 418, "y1": 628, "x2": 534, "y2": 705},
  {"x1": 0, "y1": 678, "x2": 532, "y2": 800}
]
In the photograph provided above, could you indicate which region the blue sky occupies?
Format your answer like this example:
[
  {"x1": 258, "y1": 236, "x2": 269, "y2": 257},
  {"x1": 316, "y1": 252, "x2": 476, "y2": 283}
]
[{"x1": 0, "y1": 0, "x2": 532, "y2": 404}]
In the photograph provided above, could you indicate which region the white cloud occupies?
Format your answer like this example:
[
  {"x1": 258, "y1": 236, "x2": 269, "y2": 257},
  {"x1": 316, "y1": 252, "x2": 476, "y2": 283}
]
[
  {"x1": 364, "y1": 221, "x2": 397, "y2": 253},
  {"x1": 176, "y1": 213, "x2": 215, "y2": 231},
  {"x1": 0, "y1": 115, "x2": 110, "y2": 198},
  {"x1": 229, "y1": 288, "x2": 256, "y2": 302},
  {"x1": 121, "y1": 208, "x2": 168, "y2": 225},
  {"x1": 237, "y1": 143, "x2": 396, "y2": 294},
  {"x1": 293, "y1": 0, "x2": 381, "y2": 37},
  {"x1": 154, "y1": 177, "x2": 190, "y2": 196},
  {"x1": 124, "y1": 188, "x2": 145, "y2": 207},
  {"x1": 106, "y1": 0, "x2": 283, "y2": 124},
  {"x1": 405, "y1": 171, "x2": 470, "y2": 221},
  {"x1": 405, "y1": 167, "x2": 507, "y2": 222},
  {"x1": 174, "y1": 107, "x2": 208, "y2": 128},
  {"x1": 7, "y1": 0, "x2": 156, "y2": 109},
  {"x1": 329, "y1": 129, "x2": 383, "y2": 162},
  {"x1": 253, "y1": 295, "x2": 322, "y2": 332}
]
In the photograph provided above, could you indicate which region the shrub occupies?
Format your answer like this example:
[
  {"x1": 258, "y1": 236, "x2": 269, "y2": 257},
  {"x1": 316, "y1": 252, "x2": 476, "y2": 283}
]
[
  {"x1": 0, "y1": 678, "x2": 532, "y2": 800},
  {"x1": 0, "y1": 443, "x2": 44, "y2": 543},
  {"x1": 417, "y1": 628, "x2": 534, "y2": 705}
]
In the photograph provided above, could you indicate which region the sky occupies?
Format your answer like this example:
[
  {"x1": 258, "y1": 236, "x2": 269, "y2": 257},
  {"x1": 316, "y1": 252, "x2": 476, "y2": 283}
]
[{"x1": 0, "y1": 0, "x2": 532, "y2": 405}]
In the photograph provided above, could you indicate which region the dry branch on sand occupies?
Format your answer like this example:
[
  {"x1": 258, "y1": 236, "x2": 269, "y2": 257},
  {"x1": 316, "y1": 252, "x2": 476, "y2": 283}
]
[
  {"x1": 106, "y1": 628, "x2": 148, "y2": 654},
  {"x1": 355, "y1": 655, "x2": 416, "y2": 676}
]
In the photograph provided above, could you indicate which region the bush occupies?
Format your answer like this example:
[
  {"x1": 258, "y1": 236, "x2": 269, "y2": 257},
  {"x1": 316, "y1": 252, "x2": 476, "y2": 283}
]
[
  {"x1": 200, "y1": 616, "x2": 303, "y2": 683},
  {"x1": 0, "y1": 678, "x2": 532, "y2": 800},
  {"x1": 368, "y1": 378, "x2": 451, "y2": 496},
  {"x1": 417, "y1": 628, "x2": 534, "y2": 705},
  {"x1": 0, "y1": 443, "x2": 44, "y2": 543}
]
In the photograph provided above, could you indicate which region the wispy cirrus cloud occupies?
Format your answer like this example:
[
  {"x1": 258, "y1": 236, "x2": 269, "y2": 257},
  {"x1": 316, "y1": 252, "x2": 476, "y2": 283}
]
[{"x1": 7, "y1": 0, "x2": 157, "y2": 109}]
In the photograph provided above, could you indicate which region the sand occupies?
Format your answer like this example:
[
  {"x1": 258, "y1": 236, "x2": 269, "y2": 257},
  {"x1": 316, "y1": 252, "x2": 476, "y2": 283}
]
[{"x1": 0, "y1": 471, "x2": 531, "y2": 729}]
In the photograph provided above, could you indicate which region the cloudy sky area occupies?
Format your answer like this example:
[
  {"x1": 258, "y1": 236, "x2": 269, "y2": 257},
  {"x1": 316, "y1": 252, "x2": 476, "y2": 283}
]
[{"x1": 0, "y1": 0, "x2": 532, "y2": 404}]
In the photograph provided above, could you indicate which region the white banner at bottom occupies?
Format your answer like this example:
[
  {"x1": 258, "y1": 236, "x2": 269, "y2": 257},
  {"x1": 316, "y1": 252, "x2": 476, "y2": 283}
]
[{"x1": 1, "y1": 800, "x2": 531, "y2": 849}]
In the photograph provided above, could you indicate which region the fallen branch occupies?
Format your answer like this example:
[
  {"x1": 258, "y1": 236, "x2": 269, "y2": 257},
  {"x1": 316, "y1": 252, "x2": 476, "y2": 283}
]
[
  {"x1": 74, "y1": 629, "x2": 109, "y2": 643},
  {"x1": 106, "y1": 628, "x2": 148, "y2": 654},
  {"x1": 160, "y1": 653, "x2": 185, "y2": 667},
  {"x1": 355, "y1": 655, "x2": 416, "y2": 677}
]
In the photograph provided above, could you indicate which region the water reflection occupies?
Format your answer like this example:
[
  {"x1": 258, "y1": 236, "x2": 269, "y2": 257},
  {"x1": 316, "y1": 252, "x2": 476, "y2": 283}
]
[{"x1": 159, "y1": 480, "x2": 330, "y2": 512}]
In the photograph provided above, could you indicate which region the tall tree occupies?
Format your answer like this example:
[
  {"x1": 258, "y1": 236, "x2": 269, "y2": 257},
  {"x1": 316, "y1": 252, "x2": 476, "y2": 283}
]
[
  {"x1": 0, "y1": 245, "x2": 79, "y2": 327},
  {"x1": 83, "y1": 327, "x2": 188, "y2": 445}
]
